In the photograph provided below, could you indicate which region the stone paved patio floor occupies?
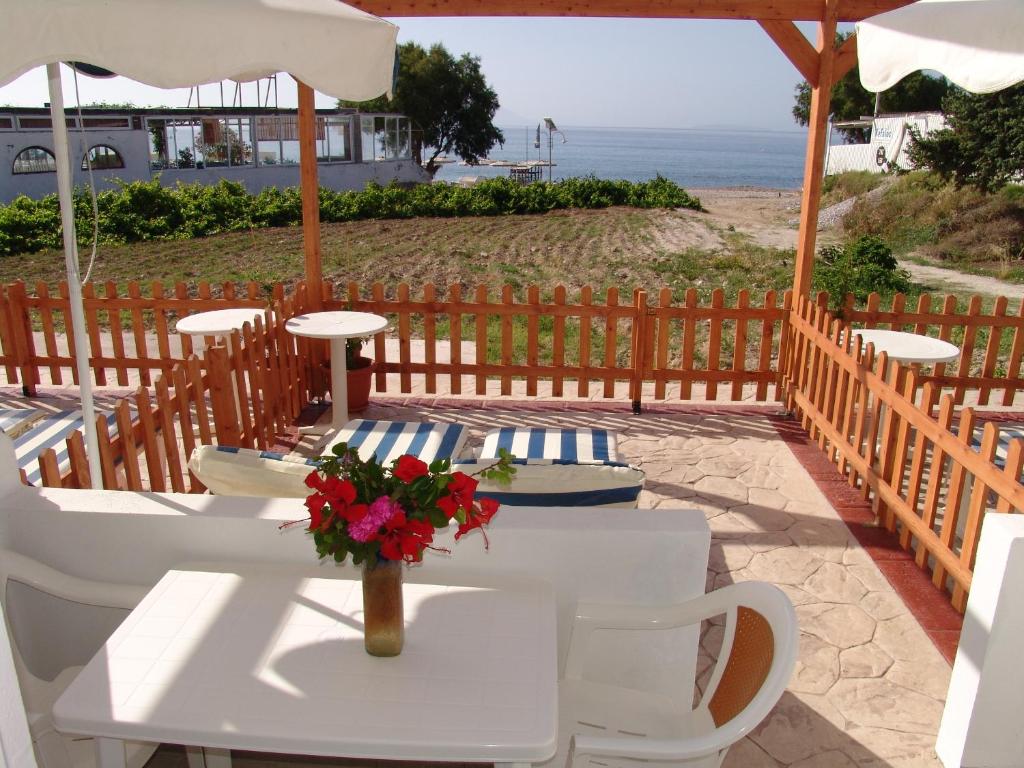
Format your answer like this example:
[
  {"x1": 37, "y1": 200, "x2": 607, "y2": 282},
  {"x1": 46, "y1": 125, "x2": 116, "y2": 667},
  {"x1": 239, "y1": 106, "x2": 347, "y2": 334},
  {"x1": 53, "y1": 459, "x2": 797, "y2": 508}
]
[{"x1": 1, "y1": 386, "x2": 955, "y2": 767}]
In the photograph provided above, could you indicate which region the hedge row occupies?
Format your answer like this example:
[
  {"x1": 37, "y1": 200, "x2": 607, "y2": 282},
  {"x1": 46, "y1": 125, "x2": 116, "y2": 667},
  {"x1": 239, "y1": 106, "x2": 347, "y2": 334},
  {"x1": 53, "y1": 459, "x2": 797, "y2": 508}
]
[{"x1": 0, "y1": 175, "x2": 702, "y2": 256}]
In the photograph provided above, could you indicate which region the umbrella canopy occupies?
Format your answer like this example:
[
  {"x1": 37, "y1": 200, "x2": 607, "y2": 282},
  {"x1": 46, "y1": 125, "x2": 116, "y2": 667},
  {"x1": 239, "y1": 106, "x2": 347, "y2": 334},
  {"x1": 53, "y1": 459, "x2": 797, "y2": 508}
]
[
  {"x1": 0, "y1": 0, "x2": 397, "y2": 488},
  {"x1": 0, "y1": 0, "x2": 397, "y2": 99},
  {"x1": 857, "y1": 0, "x2": 1024, "y2": 94}
]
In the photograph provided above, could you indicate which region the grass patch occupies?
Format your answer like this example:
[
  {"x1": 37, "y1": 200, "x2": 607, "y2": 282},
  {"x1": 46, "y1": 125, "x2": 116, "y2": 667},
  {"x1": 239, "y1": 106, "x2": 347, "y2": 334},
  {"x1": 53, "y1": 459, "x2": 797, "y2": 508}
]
[{"x1": 821, "y1": 171, "x2": 887, "y2": 207}]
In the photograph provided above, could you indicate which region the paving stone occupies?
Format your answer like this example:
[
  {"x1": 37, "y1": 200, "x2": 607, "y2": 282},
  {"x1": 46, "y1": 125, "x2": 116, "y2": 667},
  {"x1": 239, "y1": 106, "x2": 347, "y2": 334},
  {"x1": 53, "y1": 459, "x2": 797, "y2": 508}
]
[
  {"x1": 859, "y1": 590, "x2": 908, "y2": 621},
  {"x1": 747, "y1": 547, "x2": 824, "y2": 585},
  {"x1": 790, "y1": 750, "x2": 860, "y2": 768},
  {"x1": 730, "y1": 503, "x2": 795, "y2": 532},
  {"x1": 791, "y1": 633, "x2": 841, "y2": 695},
  {"x1": 749, "y1": 692, "x2": 849, "y2": 764},
  {"x1": 721, "y1": 737, "x2": 783, "y2": 768},
  {"x1": 709, "y1": 511, "x2": 758, "y2": 537},
  {"x1": 696, "y1": 455, "x2": 752, "y2": 478},
  {"x1": 874, "y1": 615, "x2": 936, "y2": 663},
  {"x1": 708, "y1": 541, "x2": 755, "y2": 573},
  {"x1": 776, "y1": 584, "x2": 819, "y2": 606},
  {"x1": 840, "y1": 644, "x2": 893, "y2": 678},
  {"x1": 787, "y1": 520, "x2": 852, "y2": 562},
  {"x1": 694, "y1": 475, "x2": 749, "y2": 503},
  {"x1": 848, "y1": 563, "x2": 895, "y2": 593},
  {"x1": 804, "y1": 562, "x2": 869, "y2": 604},
  {"x1": 737, "y1": 466, "x2": 785, "y2": 491},
  {"x1": 885, "y1": 659, "x2": 951, "y2": 701},
  {"x1": 796, "y1": 603, "x2": 876, "y2": 649},
  {"x1": 685, "y1": 495, "x2": 731, "y2": 518},
  {"x1": 747, "y1": 486, "x2": 789, "y2": 509},
  {"x1": 842, "y1": 726, "x2": 943, "y2": 765},
  {"x1": 745, "y1": 531, "x2": 794, "y2": 553},
  {"x1": 830, "y1": 678, "x2": 945, "y2": 734}
]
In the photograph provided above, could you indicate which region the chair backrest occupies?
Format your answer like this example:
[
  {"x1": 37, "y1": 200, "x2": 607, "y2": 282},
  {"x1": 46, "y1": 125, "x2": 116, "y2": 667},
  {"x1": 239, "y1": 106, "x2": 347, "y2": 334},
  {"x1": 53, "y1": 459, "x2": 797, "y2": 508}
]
[
  {"x1": 698, "y1": 582, "x2": 798, "y2": 739},
  {"x1": 0, "y1": 550, "x2": 146, "y2": 686},
  {"x1": 0, "y1": 601, "x2": 37, "y2": 768}
]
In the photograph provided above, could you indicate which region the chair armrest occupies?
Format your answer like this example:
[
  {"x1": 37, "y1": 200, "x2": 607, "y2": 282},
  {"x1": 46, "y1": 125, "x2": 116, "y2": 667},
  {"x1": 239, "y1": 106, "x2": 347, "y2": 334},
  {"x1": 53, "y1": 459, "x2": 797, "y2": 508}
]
[
  {"x1": 572, "y1": 731, "x2": 727, "y2": 763},
  {"x1": 0, "y1": 549, "x2": 148, "y2": 610},
  {"x1": 564, "y1": 596, "x2": 715, "y2": 680}
]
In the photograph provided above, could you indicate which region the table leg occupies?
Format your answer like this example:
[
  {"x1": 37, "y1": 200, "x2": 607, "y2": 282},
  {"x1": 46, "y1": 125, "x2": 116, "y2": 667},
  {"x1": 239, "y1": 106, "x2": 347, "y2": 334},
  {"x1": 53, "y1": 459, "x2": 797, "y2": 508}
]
[
  {"x1": 330, "y1": 337, "x2": 349, "y2": 429},
  {"x1": 94, "y1": 737, "x2": 127, "y2": 768}
]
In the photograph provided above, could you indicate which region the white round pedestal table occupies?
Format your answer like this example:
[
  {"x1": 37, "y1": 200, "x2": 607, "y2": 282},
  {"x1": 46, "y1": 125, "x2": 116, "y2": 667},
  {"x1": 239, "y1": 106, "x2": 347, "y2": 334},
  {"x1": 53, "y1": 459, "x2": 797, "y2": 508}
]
[
  {"x1": 175, "y1": 307, "x2": 270, "y2": 341},
  {"x1": 176, "y1": 308, "x2": 271, "y2": 427},
  {"x1": 851, "y1": 329, "x2": 960, "y2": 365},
  {"x1": 286, "y1": 311, "x2": 388, "y2": 430}
]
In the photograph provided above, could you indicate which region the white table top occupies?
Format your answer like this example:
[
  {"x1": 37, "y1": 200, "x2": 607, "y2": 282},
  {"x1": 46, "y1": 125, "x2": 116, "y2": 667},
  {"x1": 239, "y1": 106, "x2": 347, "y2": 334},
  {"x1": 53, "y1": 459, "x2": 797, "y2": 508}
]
[
  {"x1": 53, "y1": 566, "x2": 558, "y2": 763},
  {"x1": 175, "y1": 308, "x2": 269, "y2": 337},
  {"x1": 852, "y1": 328, "x2": 961, "y2": 365},
  {"x1": 286, "y1": 311, "x2": 387, "y2": 341}
]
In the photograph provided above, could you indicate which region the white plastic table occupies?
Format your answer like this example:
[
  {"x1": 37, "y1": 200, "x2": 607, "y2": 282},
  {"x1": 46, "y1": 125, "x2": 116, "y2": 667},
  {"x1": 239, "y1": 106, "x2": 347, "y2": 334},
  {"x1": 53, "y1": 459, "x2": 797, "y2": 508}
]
[
  {"x1": 175, "y1": 308, "x2": 270, "y2": 341},
  {"x1": 177, "y1": 309, "x2": 271, "y2": 427},
  {"x1": 286, "y1": 311, "x2": 387, "y2": 430},
  {"x1": 851, "y1": 329, "x2": 960, "y2": 365},
  {"x1": 53, "y1": 566, "x2": 558, "y2": 768}
]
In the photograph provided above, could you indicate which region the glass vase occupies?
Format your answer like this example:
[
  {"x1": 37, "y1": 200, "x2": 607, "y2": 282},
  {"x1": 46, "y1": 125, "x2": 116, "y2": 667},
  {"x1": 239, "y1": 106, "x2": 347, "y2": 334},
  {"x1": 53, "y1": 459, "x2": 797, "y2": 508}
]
[{"x1": 361, "y1": 557, "x2": 404, "y2": 656}]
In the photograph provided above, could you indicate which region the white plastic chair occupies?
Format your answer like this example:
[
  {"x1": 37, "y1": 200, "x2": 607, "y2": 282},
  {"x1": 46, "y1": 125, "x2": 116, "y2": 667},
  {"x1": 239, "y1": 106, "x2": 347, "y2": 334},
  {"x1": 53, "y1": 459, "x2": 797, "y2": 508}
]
[
  {"x1": 0, "y1": 550, "x2": 156, "y2": 768},
  {"x1": 558, "y1": 581, "x2": 798, "y2": 768}
]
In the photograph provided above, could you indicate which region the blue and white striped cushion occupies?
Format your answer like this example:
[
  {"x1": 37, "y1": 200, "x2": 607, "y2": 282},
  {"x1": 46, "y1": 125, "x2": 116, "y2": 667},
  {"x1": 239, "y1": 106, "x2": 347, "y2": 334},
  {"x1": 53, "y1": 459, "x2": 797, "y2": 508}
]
[
  {"x1": 188, "y1": 419, "x2": 470, "y2": 498},
  {"x1": 480, "y1": 427, "x2": 620, "y2": 463},
  {"x1": 453, "y1": 458, "x2": 643, "y2": 508},
  {"x1": 327, "y1": 419, "x2": 467, "y2": 467}
]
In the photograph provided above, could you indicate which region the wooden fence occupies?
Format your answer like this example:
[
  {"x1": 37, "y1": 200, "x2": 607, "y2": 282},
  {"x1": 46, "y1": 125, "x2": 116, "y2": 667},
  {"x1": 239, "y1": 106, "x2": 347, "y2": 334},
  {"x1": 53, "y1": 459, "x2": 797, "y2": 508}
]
[
  {"x1": 28, "y1": 298, "x2": 308, "y2": 492},
  {"x1": 784, "y1": 296, "x2": 1024, "y2": 611}
]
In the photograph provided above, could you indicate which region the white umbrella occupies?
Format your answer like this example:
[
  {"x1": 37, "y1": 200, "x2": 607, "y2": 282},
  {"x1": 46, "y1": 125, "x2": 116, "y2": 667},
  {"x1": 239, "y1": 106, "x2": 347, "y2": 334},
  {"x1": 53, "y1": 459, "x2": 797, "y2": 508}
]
[
  {"x1": 0, "y1": 0, "x2": 398, "y2": 489},
  {"x1": 857, "y1": 0, "x2": 1024, "y2": 94}
]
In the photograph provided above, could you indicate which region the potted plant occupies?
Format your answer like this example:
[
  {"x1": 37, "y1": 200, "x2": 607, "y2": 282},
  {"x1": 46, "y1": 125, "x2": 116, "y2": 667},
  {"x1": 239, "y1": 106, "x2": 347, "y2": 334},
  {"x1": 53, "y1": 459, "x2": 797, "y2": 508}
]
[
  {"x1": 293, "y1": 446, "x2": 515, "y2": 656},
  {"x1": 346, "y1": 336, "x2": 375, "y2": 412}
]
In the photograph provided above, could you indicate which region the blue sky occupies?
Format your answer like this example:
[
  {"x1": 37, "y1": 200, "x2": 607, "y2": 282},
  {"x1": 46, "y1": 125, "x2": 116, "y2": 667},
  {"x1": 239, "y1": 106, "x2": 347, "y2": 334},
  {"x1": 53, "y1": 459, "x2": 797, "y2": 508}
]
[{"x1": 0, "y1": 17, "x2": 822, "y2": 132}]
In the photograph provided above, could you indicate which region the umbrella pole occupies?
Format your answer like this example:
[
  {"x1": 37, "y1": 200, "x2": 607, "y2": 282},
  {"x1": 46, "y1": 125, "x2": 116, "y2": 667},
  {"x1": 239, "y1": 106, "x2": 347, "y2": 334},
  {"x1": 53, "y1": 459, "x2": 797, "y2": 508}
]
[{"x1": 46, "y1": 63, "x2": 103, "y2": 490}]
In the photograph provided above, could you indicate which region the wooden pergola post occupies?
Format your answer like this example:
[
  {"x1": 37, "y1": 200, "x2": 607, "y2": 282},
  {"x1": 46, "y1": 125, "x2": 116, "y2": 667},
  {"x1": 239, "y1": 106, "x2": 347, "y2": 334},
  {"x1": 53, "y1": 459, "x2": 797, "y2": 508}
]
[
  {"x1": 792, "y1": 1, "x2": 839, "y2": 299},
  {"x1": 297, "y1": 79, "x2": 323, "y2": 310}
]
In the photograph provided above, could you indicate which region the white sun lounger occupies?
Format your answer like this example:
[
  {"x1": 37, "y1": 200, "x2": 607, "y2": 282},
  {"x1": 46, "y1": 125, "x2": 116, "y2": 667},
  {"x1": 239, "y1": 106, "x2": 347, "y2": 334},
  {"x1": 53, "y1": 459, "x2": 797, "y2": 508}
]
[{"x1": 188, "y1": 419, "x2": 468, "y2": 497}]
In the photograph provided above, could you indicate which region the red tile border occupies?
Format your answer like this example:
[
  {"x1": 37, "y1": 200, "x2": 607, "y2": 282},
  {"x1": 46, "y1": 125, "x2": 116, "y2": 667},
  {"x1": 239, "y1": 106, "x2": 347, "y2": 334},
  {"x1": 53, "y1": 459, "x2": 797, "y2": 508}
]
[{"x1": 767, "y1": 413, "x2": 963, "y2": 663}]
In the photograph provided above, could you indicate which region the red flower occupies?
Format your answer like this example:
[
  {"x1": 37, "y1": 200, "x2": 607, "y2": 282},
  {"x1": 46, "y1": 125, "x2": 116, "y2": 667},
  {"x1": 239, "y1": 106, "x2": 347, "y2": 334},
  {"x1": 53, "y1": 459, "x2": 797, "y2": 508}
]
[
  {"x1": 393, "y1": 454, "x2": 429, "y2": 483},
  {"x1": 378, "y1": 513, "x2": 436, "y2": 563},
  {"x1": 437, "y1": 471, "x2": 478, "y2": 519},
  {"x1": 303, "y1": 472, "x2": 367, "y2": 531},
  {"x1": 456, "y1": 497, "x2": 500, "y2": 544}
]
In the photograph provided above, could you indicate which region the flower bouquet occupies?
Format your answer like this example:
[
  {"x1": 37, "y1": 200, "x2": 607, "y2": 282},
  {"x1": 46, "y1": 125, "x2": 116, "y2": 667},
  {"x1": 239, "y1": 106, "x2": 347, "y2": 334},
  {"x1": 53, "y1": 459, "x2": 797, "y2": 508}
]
[{"x1": 299, "y1": 443, "x2": 515, "y2": 655}]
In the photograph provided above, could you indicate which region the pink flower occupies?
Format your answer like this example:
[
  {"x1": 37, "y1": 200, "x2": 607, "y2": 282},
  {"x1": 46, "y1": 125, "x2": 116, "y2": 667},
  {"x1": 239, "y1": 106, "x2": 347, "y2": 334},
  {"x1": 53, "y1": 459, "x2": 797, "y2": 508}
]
[{"x1": 348, "y1": 495, "x2": 402, "y2": 543}]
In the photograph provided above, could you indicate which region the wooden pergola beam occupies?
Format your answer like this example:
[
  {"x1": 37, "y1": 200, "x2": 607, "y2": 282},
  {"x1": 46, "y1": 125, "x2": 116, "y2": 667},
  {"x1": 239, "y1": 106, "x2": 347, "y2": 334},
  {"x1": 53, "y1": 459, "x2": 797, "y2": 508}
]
[
  {"x1": 297, "y1": 80, "x2": 323, "y2": 310},
  {"x1": 832, "y1": 33, "x2": 859, "y2": 85},
  {"x1": 758, "y1": 20, "x2": 820, "y2": 86},
  {"x1": 349, "y1": 0, "x2": 913, "y2": 21}
]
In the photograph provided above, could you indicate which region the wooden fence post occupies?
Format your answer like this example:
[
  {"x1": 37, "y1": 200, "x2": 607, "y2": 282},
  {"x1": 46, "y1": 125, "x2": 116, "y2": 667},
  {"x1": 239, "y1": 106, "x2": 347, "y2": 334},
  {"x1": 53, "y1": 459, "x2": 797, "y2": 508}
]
[
  {"x1": 8, "y1": 282, "x2": 38, "y2": 395},
  {"x1": 629, "y1": 289, "x2": 649, "y2": 414},
  {"x1": 206, "y1": 345, "x2": 242, "y2": 447}
]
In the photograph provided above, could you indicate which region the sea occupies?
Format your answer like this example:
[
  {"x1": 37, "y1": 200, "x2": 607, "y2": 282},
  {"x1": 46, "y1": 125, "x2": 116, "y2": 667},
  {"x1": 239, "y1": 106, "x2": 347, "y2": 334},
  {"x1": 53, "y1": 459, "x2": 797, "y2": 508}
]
[{"x1": 430, "y1": 125, "x2": 809, "y2": 190}]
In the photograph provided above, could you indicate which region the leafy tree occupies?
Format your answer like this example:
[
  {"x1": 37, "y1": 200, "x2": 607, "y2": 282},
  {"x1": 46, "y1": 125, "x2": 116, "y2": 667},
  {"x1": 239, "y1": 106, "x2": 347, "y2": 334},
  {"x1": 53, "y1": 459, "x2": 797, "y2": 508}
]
[
  {"x1": 908, "y1": 84, "x2": 1024, "y2": 192},
  {"x1": 813, "y1": 235, "x2": 911, "y2": 313},
  {"x1": 792, "y1": 33, "x2": 950, "y2": 143},
  {"x1": 341, "y1": 42, "x2": 503, "y2": 177}
]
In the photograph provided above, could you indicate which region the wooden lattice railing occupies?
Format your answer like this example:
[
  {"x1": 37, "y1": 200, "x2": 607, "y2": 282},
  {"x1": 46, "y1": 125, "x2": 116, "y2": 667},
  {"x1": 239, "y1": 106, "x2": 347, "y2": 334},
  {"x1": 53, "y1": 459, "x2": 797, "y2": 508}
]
[{"x1": 784, "y1": 296, "x2": 1024, "y2": 611}]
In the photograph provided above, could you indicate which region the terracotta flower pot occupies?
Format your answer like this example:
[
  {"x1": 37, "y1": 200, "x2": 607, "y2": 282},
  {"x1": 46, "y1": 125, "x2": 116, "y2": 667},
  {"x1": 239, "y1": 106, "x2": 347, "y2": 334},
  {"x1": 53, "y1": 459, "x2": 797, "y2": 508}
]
[{"x1": 347, "y1": 356, "x2": 375, "y2": 412}]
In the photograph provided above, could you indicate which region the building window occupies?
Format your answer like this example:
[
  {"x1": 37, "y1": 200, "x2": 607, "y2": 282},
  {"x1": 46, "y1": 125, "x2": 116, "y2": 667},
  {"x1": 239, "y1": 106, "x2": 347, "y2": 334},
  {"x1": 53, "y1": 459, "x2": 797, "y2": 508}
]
[
  {"x1": 360, "y1": 116, "x2": 411, "y2": 162},
  {"x1": 82, "y1": 145, "x2": 125, "y2": 170},
  {"x1": 12, "y1": 146, "x2": 57, "y2": 174}
]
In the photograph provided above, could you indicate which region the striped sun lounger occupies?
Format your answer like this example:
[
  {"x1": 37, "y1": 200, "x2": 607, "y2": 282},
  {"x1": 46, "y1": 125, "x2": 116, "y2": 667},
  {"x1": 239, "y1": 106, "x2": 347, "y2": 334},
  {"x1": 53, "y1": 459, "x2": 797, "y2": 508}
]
[
  {"x1": 0, "y1": 408, "x2": 117, "y2": 486},
  {"x1": 480, "y1": 427, "x2": 621, "y2": 463},
  {"x1": 188, "y1": 419, "x2": 469, "y2": 498}
]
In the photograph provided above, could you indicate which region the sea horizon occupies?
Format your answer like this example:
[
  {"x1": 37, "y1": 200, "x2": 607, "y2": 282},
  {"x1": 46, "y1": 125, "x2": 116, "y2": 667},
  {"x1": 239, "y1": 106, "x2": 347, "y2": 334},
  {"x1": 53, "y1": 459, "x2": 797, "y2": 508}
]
[{"x1": 432, "y1": 124, "x2": 811, "y2": 190}]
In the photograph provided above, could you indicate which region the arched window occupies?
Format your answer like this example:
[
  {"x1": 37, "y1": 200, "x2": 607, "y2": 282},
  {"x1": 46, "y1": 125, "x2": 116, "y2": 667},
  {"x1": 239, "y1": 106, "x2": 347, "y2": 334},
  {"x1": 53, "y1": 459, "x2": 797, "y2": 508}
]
[
  {"x1": 12, "y1": 146, "x2": 56, "y2": 174},
  {"x1": 82, "y1": 144, "x2": 124, "y2": 170}
]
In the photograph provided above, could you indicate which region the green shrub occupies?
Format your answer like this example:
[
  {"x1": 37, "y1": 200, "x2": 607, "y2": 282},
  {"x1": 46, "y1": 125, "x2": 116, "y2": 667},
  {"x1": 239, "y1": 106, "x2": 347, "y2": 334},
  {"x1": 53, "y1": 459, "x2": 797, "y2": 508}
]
[
  {"x1": 813, "y1": 235, "x2": 912, "y2": 313},
  {"x1": 0, "y1": 176, "x2": 702, "y2": 256}
]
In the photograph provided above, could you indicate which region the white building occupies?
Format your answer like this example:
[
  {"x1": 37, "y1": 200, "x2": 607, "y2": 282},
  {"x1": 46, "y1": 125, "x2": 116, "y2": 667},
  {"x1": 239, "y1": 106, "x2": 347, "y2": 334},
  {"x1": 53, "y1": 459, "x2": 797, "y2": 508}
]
[
  {"x1": 0, "y1": 106, "x2": 429, "y2": 203},
  {"x1": 824, "y1": 111, "x2": 947, "y2": 176}
]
